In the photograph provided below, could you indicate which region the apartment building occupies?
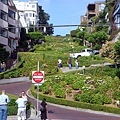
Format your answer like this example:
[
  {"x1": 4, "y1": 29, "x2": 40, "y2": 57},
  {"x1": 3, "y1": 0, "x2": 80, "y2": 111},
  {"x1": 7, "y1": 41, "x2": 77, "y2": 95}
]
[
  {"x1": 0, "y1": 0, "x2": 21, "y2": 55},
  {"x1": 113, "y1": 0, "x2": 120, "y2": 29},
  {"x1": 13, "y1": 0, "x2": 39, "y2": 33},
  {"x1": 80, "y1": 1, "x2": 105, "y2": 25}
]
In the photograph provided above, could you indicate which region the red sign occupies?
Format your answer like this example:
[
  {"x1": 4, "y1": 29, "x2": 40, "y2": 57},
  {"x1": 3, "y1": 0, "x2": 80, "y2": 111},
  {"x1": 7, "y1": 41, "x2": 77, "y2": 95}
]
[{"x1": 32, "y1": 71, "x2": 44, "y2": 84}]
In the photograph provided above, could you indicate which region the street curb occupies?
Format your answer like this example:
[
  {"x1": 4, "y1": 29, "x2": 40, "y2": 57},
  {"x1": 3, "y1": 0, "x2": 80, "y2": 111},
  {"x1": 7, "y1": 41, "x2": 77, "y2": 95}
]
[{"x1": 0, "y1": 77, "x2": 30, "y2": 84}]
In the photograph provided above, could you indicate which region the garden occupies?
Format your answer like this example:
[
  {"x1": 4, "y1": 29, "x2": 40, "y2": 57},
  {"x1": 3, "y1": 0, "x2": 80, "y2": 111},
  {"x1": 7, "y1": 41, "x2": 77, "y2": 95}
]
[{"x1": 1, "y1": 35, "x2": 120, "y2": 114}]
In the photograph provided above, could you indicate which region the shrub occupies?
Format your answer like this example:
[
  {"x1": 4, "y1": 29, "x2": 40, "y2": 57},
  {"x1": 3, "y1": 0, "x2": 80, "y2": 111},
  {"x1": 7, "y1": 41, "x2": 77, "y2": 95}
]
[
  {"x1": 72, "y1": 81, "x2": 84, "y2": 90},
  {"x1": 54, "y1": 88, "x2": 66, "y2": 98},
  {"x1": 74, "y1": 94, "x2": 81, "y2": 101},
  {"x1": 103, "y1": 95, "x2": 112, "y2": 104},
  {"x1": 8, "y1": 99, "x2": 16, "y2": 106},
  {"x1": 113, "y1": 90, "x2": 120, "y2": 100},
  {"x1": 8, "y1": 106, "x2": 17, "y2": 115},
  {"x1": 90, "y1": 93, "x2": 104, "y2": 105},
  {"x1": 80, "y1": 93, "x2": 91, "y2": 103}
]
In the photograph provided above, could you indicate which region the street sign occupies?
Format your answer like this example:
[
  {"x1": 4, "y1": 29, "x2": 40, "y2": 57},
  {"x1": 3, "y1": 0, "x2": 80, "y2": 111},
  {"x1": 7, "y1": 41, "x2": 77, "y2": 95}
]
[{"x1": 32, "y1": 71, "x2": 44, "y2": 84}]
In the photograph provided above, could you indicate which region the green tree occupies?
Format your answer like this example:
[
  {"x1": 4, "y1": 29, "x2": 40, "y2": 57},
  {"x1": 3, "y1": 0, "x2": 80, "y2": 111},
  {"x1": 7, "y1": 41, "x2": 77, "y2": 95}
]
[
  {"x1": 38, "y1": 6, "x2": 54, "y2": 35},
  {"x1": 29, "y1": 32, "x2": 45, "y2": 43},
  {"x1": 114, "y1": 40, "x2": 120, "y2": 60}
]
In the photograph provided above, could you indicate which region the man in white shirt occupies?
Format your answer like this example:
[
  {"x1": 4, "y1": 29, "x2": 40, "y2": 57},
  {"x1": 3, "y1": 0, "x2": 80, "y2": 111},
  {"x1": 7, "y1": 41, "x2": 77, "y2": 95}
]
[
  {"x1": 0, "y1": 90, "x2": 10, "y2": 120},
  {"x1": 15, "y1": 94, "x2": 27, "y2": 120}
]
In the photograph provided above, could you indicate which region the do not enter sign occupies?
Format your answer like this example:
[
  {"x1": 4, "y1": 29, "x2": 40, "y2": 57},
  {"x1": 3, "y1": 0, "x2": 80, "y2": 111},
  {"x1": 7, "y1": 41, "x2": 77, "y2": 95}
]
[{"x1": 32, "y1": 71, "x2": 44, "y2": 84}]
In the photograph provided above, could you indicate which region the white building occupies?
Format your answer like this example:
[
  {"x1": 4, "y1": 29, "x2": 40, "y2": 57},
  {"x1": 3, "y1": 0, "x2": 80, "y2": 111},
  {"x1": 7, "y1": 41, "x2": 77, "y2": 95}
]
[
  {"x1": 113, "y1": 1, "x2": 120, "y2": 29},
  {"x1": 0, "y1": 0, "x2": 21, "y2": 55},
  {"x1": 13, "y1": 0, "x2": 39, "y2": 33}
]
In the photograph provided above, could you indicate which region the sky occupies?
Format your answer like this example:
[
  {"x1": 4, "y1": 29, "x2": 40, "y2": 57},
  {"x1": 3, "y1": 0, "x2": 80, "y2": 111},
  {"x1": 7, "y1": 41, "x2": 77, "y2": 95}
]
[{"x1": 32, "y1": 0, "x2": 105, "y2": 36}]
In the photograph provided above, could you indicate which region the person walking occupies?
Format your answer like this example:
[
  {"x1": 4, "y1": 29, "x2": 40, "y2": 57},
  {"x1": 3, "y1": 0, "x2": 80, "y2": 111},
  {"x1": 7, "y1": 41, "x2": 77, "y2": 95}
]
[
  {"x1": 40, "y1": 98, "x2": 47, "y2": 120},
  {"x1": 21, "y1": 91, "x2": 28, "y2": 119},
  {"x1": 15, "y1": 94, "x2": 27, "y2": 120},
  {"x1": 58, "y1": 59, "x2": 63, "y2": 69},
  {"x1": 75, "y1": 58, "x2": 79, "y2": 69},
  {"x1": 67, "y1": 58, "x2": 72, "y2": 69},
  {"x1": 0, "y1": 90, "x2": 10, "y2": 120},
  {"x1": 2, "y1": 62, "x2": 6, "y2": 72}
]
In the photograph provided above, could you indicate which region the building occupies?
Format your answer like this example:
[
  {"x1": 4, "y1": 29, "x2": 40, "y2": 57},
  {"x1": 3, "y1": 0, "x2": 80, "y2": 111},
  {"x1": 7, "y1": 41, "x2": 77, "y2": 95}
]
[
  {"x1": 0, "y1": 0, "x2": 21, "y2": 55},
  {"x1": 13, "y1": 0, "x2": 39, "y2": 33},
  {"x1": 113, "y1": 0, "x2": 120, "y2": 29},
  {"x1": 80, "y1": 1, "x2": 105, "y2": 25}
]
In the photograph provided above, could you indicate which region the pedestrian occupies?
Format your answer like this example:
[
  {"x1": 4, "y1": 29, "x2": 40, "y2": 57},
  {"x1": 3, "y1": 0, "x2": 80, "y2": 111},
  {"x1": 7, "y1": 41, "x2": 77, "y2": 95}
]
[
  {"x1": 0, "y1": 62, "x2": 3, "y2": 72},
  {"x1": 0, "y1": 62, "x2": 6, "y2": 72},
  {"x1": 58, "y1": 59, "x2": 63, "y2": 68},
  {"x1": 0, "y1": 90, "x2": 10, "y2": 120},
  {"x1": 2, "y1": 62, "x2": 6, "y2": 71},
  {"x1": 40, "y1": 98, "x2": 47, "y2": 120},
  {"x1": 67, "y1": 58, "x2": 72, "y2": 69},
  {"x1": 75, "y1": 58, "x2": 79, "y2": 69},
  {"x1": 0, "y1": 62, "x2": 2, "y2": 72},
  {"x1": 15, "y1": 94, "x2": 27, "y2": 120},
  {"x1": 21, "y1": 91, "x2": 28, "y2": 119}
]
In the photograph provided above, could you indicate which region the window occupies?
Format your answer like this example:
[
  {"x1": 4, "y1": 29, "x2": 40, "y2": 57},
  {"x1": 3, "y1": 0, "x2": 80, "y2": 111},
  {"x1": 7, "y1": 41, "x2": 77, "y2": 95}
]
[
  {"x1": 0, "y1": 28, "x2": 8, "y2": 38},
  {"x1": 26, "y1": 13, "x2": 28, "y2": 17},
  {"x1": 0, "y1": 10, "x2": 8, "y2": 21},
  {"x1": 29, "y1": 21, "x2": 32, "y2": 25},
  {"x1": 1, "y1": 0, "x2": 8, "y2": 5},
  {"x1": 33, "y1": 13, "x2": 35, "y2": 17},
  {"x1": 8, "y1": 39, "x2": 11, "y2": 47},
  {"x1": 8, "y1": 9, "x2": 15, "y2": 19},
  {"x1": 8, "y1": 24, "x2": 16, "y2": 33},
  {"x1": 32, "y1": 5, "x2": 35, "y2": 8},
  {"x1": 29, "y1": 13, "x2": 32, "y2": 17}
]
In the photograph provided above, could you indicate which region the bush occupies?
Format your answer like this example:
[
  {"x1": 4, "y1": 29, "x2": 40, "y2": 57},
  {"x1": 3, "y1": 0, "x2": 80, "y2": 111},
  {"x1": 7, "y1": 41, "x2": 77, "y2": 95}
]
[
  {"x1": 113, "y1": 90, "x2": 120, "y2": 100},
  {"x1": 54, "y1": 88, "x2": 66, "y2": 98},
  {"x1": 90, "y1": 93, "x2": 104, "y2": 105},
  {"x1": 8, "y1": 106, "x2": 17, "y2": 115},
  {"x1": 80, "y1": 93, "x2": 91, "y2": 103},
  {"x1": 8, "y1": 99, "x2": 16, "y2": 106},
  {"x1": 103, "y1": 95, "x2": 112, "y2": 104},
  {"x1": 74, "y1": 94, "x2": 81, "y2": 101}
]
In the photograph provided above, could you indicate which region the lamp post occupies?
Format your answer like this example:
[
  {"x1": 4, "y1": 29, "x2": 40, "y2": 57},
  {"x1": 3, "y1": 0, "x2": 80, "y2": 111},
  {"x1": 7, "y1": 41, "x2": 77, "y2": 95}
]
[{"x1": 82, "y1": 65, "x2": 85, "y2": 74}]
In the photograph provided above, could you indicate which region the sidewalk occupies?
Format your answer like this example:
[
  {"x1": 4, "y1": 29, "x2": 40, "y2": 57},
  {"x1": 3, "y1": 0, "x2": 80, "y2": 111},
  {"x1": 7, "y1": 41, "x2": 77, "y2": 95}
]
[{"x1": 8, "y1": 108, "x2": 38, "y2": 120}]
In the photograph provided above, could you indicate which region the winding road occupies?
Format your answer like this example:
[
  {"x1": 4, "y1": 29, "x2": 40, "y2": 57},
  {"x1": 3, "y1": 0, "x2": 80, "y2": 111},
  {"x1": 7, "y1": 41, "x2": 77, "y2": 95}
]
[{"x1": 0, "y1": 81, "x2": 120, "y2": 120}]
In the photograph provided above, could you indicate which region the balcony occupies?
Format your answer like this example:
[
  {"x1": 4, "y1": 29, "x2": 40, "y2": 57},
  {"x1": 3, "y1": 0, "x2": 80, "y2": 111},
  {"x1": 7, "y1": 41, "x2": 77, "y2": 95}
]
[
  {"x1": 8, "y1": 17, "x2": 16, "y2": 26},
  {"x1": 0, "y1": 2, "x2": 8, "y2": 13},
  {"x1": 0, "y1": 19, "x2": 8, "y2": 28},
  {"x1": 113, "y1": 4, "x2": 120, "y2": 16},
  {"x1": 8, "y1": 31, "x2": 15, "y2": 39},
  {"x1": 0, "y1": 36, "x2": 8, "y2": 45}
]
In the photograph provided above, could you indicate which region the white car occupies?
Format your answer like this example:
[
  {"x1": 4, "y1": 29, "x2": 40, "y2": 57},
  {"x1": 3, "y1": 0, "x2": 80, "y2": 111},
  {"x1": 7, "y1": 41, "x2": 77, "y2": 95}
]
[{"x1": 70, "y1": 48, "x2": 94, "y2": 58}]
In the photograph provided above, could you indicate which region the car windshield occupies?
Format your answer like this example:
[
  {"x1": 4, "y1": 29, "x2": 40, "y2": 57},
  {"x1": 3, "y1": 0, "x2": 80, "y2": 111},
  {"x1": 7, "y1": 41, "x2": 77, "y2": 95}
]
[{"x1": 87, "y1": 49, "x2": 93, "y2": 52}]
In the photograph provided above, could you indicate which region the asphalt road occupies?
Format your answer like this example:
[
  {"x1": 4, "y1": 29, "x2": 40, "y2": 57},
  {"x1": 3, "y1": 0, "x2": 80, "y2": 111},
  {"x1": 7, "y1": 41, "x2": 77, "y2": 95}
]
[{"x1": 0, "y1": 81, "x2": 120, "y2": 120}]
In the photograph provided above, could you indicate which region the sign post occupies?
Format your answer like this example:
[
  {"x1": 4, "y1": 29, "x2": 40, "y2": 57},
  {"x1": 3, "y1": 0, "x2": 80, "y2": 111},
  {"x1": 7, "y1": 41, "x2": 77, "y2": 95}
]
[{"x1": 32, "y1": 61, "x2": 44, "y2": 118}]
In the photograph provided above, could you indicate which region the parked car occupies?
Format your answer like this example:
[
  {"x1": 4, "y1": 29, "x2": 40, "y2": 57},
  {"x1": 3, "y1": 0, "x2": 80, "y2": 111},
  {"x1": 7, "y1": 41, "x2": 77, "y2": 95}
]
[
  {"x1": 70, "y1": 48, "x2": 99, "y2": 58},
  {"x1": 93, "y1": 50, "x2": 99, "y2": 55}
]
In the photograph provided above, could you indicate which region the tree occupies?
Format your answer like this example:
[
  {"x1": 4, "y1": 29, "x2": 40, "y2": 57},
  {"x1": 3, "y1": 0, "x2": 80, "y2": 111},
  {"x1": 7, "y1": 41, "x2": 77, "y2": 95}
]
[
  {"x1": 114, "y1": 40, "x2": 120, "y2": 59},
  {"x1": 38, "y1": 6, "x2": 54, "y2": 35},
  {"x1": 100, "y1": 41, "x2": 115, "y2": 59},
  {"x1": 77, "y1": 27, "x2": 87, "y2": 46},
  {"x1": 29, "y1": 31, "x2": 45, "y2": 44},
  {"x1": 20, "y1": 28, "x2": 26, "y2": 41}
]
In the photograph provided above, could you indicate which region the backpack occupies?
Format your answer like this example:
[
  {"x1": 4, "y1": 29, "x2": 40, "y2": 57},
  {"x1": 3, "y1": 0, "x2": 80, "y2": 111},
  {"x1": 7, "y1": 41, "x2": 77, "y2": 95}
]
[{"x1": 40, "y1": 107, "x2": 45, "y2": 112}]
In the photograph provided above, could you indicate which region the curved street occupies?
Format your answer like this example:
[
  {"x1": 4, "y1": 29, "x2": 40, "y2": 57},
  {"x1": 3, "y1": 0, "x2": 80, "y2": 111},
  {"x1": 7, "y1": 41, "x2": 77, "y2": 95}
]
[{"x1": 0, "y1": 81, "x2": 120, "y2": 120}]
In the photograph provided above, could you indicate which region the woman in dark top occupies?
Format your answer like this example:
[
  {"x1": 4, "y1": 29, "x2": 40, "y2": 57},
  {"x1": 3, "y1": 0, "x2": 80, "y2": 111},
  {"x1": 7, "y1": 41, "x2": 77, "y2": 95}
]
[{"x1": 40, "y1": 98, "x2": 47, "y2": 120}]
